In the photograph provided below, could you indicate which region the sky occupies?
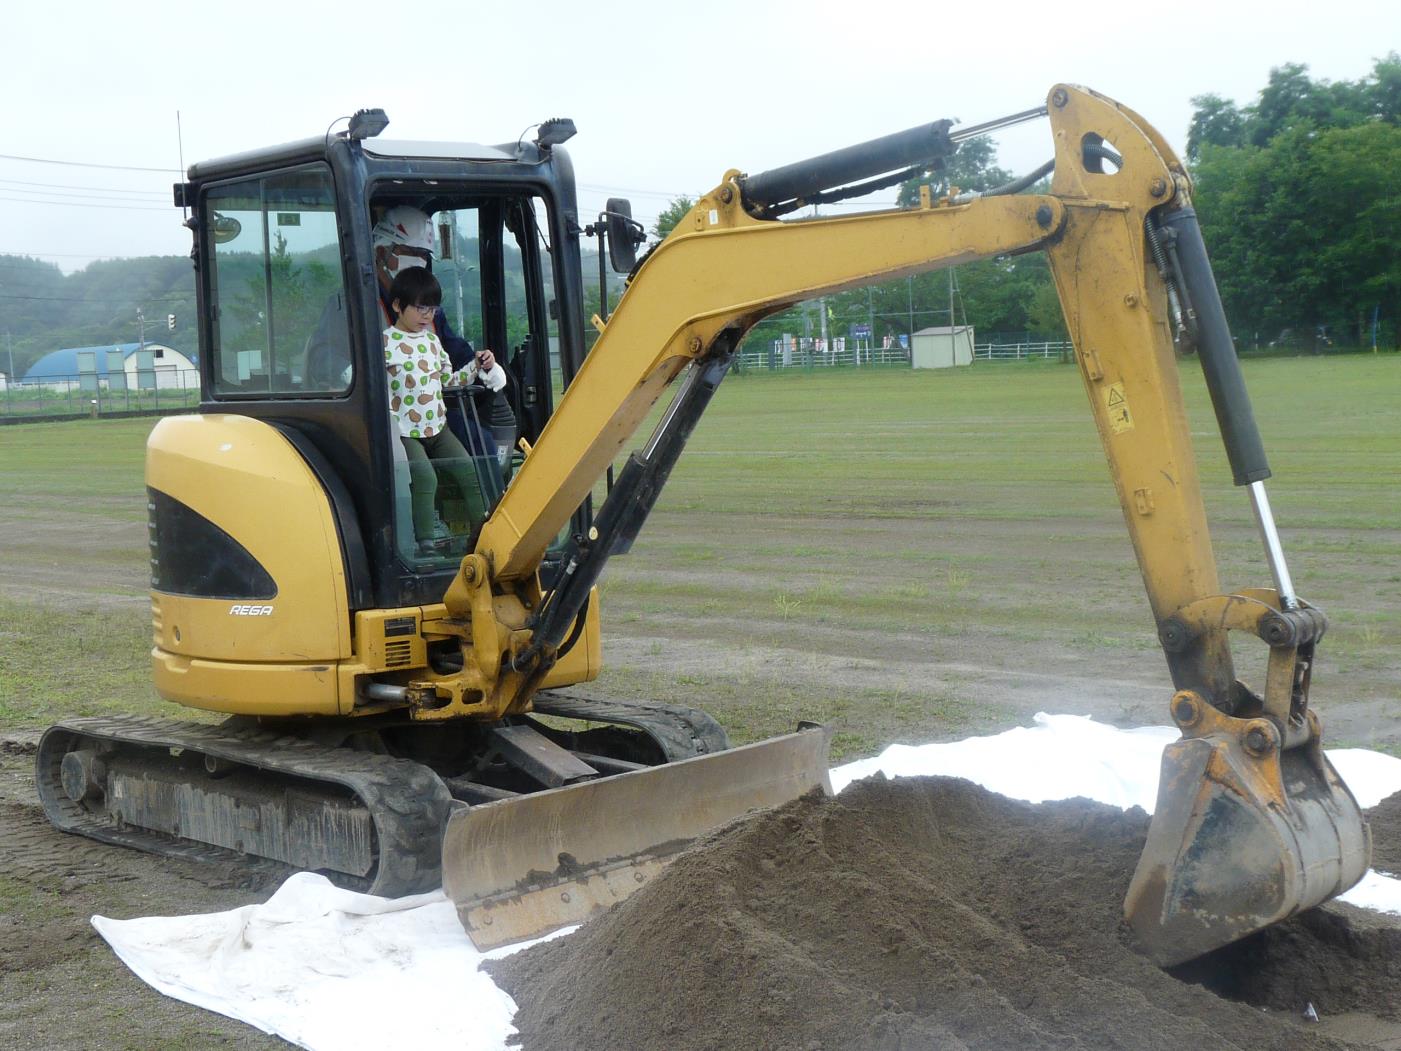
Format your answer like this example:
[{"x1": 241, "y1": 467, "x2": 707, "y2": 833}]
[{"x1": 1, "y1": 0, "x2": 1396, "y2": 273}]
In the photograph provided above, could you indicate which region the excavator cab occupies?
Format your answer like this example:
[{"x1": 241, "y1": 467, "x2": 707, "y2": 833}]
[{"x1": 181, "y1": 138, "x2": 578, "y2": 598}]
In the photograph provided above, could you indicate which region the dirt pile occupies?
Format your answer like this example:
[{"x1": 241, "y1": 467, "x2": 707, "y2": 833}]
[
  {"x1": 489, "y1": 777, "x2": 1401, "y2": 1051},
  {"x1": 1368, "y1": 791, "x2": 1401, "y2": 874}
]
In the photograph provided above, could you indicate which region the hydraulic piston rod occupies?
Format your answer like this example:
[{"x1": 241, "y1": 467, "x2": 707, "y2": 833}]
[{"x1": 1157, "y1": 202, "x2": 1301, "y2": 609}]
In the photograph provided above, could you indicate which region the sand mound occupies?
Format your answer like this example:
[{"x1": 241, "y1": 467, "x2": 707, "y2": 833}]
[
  {"x1": 489, "y1": 776, "x2": 1401, "y2": 1051},
  {"x1": 1367, "y1": 791, "x2": 1401, "y2": 874}
]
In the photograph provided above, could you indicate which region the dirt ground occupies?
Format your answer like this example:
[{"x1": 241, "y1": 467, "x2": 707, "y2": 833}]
[
  {"x1": 2, "y1": 431, "x2": 1399, "y2": 1048},
  {"x1": 493, "y1": 779, "x2": 1401, "y2": 1051},
  {"x1": 5, "y1": 730, "x2": 1401, "y2": 1051},
  {"x1": 0, "y1": 735, "x2": 292, "y2": 1051}
]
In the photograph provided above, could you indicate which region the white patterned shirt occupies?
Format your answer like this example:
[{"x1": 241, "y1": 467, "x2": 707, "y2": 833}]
[{"x1": 383, "y1": 325, "x2": 481, "y2": 439}]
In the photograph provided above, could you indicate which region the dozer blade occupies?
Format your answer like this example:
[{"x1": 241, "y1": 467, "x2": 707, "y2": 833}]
[
  {"x1": 1124, "y1": 723, "x2": 1370, "y2": 966},
  {"x1": 443, "y1": 725, "x2": 832, "y2": 949}
]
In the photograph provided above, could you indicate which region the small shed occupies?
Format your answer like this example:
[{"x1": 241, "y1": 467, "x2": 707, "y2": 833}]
[
  {"x1": 22, "y1": 343, "x2": 197, "y2": 391},
  {"x1": 911, "y1": 325, "x2": 974, "y2": 369}
]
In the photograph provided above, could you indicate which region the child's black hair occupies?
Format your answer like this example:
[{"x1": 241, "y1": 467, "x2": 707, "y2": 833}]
[{"x1": 389, "y1": 266, "x2": 443, "y2": 319}]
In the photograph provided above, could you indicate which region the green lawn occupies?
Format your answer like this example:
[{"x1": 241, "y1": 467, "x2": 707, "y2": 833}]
[{"x1": 1, "y1": 354, "x2": 1398, "y2": 757}]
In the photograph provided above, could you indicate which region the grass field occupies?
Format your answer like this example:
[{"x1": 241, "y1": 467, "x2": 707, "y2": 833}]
[{"x1": 1, "y1": 353, "x2": 1398, "y2": 759}]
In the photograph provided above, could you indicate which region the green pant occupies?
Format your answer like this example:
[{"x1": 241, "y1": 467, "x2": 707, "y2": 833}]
[{"x1": 401, "y1": 431, "x2": 487, "y2": 541}]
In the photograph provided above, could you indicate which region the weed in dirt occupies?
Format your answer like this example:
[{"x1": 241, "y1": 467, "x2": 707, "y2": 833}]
[
  {"x1": 772, "y1": 592, "x2": 801, "y2": 619},
  {"x1": 669, "y1": 545, "x2": 718, "y2": 564},
  {"x1": 1069, "y1": 630, "x2": 1128, "y2": 651},
  {"x1": 0, "y1": 599, "x2": 165, "y2": 728},
  {"x1": 830, "y1": 728, "x2": 885, "y2": 755},
  {"x1": 0, "y1": 875, "x2": 77, "y2": 923},
  {"x1": 0, "y1": 419, "x2": 151, "y2": 506},
  {"x1": 804, "y1": 577, "x2": 844, "y2": 605},
  {"x1": 3, "y1": 358, "x2": 1400, "y2": 760}
]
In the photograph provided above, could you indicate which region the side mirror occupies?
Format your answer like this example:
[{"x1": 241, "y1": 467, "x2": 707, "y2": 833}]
[
  {"x1": 604, "y1": 198, "x2": 644, "y2": 273},
  {"x1": 210, "y1": 212, "x2": 243, "y2": 244}
]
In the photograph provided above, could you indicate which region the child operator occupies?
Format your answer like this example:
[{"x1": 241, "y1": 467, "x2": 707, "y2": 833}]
[{"x1": 384, "y1": 265, "x2": 507, "y2": 552}]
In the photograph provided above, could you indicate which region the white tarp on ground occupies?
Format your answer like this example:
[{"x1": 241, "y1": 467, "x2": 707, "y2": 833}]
[{"x1": 93, "y1": 713, "x2": 1401, "y2": 1051}]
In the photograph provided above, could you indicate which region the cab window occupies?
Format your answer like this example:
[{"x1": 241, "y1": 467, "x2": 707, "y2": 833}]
[{"x1": 205, "y1": 166, "x2": 348, "y2": 395}]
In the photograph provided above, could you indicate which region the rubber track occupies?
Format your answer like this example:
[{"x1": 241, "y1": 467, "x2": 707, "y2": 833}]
[
  {"x1": 531, "y1": 692, "x2": 731, "y2": 759},
  {"x1": 35, "y1": 716, "x2": 452, "y2": 897}
]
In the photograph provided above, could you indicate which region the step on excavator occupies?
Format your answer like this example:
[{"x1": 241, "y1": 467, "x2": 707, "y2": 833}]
[{"x1": 37, "y1": 85, "x2": 1368, "y2": 965}]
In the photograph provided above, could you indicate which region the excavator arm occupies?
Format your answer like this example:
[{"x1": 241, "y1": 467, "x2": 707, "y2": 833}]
[{"x1": 428, "y1": 84, "x2": 1369, "y2": 960}]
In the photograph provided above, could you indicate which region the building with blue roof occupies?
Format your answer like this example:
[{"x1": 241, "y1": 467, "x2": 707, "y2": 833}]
[{"x1": 22, "y1": 343, "x2": 198, "y2": 392}]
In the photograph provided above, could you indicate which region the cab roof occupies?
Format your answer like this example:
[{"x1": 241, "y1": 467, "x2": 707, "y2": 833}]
[{"x1": 186, "y1": 135, "x2": 533, "y2": 183}]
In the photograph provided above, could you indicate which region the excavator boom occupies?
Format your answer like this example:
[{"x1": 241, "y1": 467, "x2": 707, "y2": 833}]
[{"x1": 434, "y1": 84, "x2": 1369, "y2": 958}]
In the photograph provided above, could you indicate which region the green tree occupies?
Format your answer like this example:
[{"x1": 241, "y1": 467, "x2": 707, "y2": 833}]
[
  {"x1": 1186, "y1": 94, "x2": 1245, "y2": 162},
  {"x1": 896, "y1": 136, "x2": 1012, "y2": 207},
  {"x1": 1305, "y1": 122, "x2": 1401, "y2": 342},
  {"x1": 653, "y1": 196, "x2": 695, "y2": 241},
  {"x1": 1027, "y1": 270, "x2": 1068, "y2": 340},
  {"x1": 1371, "y1": 51, "x2": 1401, "y2": 122},
  {"x1": 1248, "y1": 63, "x2": 1331, "y2": 145},
  {"x1": 1191, "y1": 58, "x2": 1396, "y2": 154},
  {"x1": 1187, "y1": 60, "x2": 1401, "y2": 348},
  {"x1": 0, "y1": 253, "x2": 198, "y2": 378}
]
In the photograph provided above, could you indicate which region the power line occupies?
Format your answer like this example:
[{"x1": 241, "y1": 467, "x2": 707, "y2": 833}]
[
  {"x1": 576, "y1": 183, "x2": 694, "y2": 201},
  {"x1": 0, "y1": 187, "x2": 174, "y2": 206},
  {"x1": 0, "y1": 293, "x2": 191, "y2": 304},
  {"x1": 0, "y1": 177, "x2": 166, "y2": 196},
  {"x1": 0, "y1": 195, "x2": 170, "y2": 212},
  {"x1": 0, "y1": 260, "x2": 68, "y2": 270},
  {"x1": 0, "y1": 152, "x2": 178, "y2": 173},
  {"x1": 0, "y1": 248, "x2": 154, "y2": 259}
]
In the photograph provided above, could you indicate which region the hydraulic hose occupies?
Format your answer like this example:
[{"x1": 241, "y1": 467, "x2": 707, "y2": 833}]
[{"x1": 952, "y1": 158, "x2": 1055, "y2": 204}]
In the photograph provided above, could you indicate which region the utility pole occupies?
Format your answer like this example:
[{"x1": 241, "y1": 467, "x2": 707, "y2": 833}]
[
  {"x1": 907, "y1": 275, "x2": 914, "y2": 344},
  {"x1": 5, "y1": 331, "x2": 13, "y2": 383},
  {"x1": 811, "y1": 204, "x2": 829, "y2": 360}
]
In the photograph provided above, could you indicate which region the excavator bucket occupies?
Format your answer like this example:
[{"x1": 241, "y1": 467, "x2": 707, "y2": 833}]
[
  {"x1": 443, "y1": 725, "x2": 832, "y2": 949},
  {"x1": 1124, "y1": 727, "x2": 1371, "y2": 966}
]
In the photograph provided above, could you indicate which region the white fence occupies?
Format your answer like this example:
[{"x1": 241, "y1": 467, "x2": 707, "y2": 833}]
[
  {"x1": 737, "y1": 339, "x2": 912, "y2": 371},
  {"x1": 2, "y1": 369, "x2": 201, "y2": 418},
  {"x1": 733, "y1": 337, "x2": 1075, "y2": 371},
  {"x1": 973, "y1": 340, "x2": 1074, "y2": 361}
]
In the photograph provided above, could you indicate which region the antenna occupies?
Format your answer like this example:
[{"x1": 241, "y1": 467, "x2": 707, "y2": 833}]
[{"x1": 176, "y1": 110, "x2": 188, "y2": 222}]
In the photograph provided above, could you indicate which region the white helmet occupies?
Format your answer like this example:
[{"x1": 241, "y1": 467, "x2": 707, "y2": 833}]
[{"x1": 372, "y1": 205, "x2": 435, "y2": 253}]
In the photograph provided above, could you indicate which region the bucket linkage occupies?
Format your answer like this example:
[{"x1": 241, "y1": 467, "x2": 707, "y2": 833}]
[{"x1": 1125, "y1": 591, "x2": 1370, "y2": 966}]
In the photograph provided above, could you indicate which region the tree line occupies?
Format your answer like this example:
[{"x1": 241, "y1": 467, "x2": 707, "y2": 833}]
[
  {"x1": 4, "y1": 59, "x2": 1396, "y2": 382},
  {"x1": 1188, "y1": 56, "x2": 1399, "y2": 349},
  {"x1": 0, "y1": 254, "x2": 199, "y2": 381},
  {"x1": 649, "y1": 57, "x2": 1399, "y2": 356},
  {"x1": 0, "y1": 235, "x2": 601, "y2": 383}
]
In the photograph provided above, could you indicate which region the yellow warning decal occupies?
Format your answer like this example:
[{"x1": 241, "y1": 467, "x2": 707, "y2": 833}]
[{"x1": 1106, "y1": 382, "x2": 1134, "y2": 434}]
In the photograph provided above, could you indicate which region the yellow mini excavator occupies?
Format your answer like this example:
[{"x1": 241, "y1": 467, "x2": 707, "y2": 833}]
[{"x1": 37, "y1": 85, "x2": 1369, "y2": 965}]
